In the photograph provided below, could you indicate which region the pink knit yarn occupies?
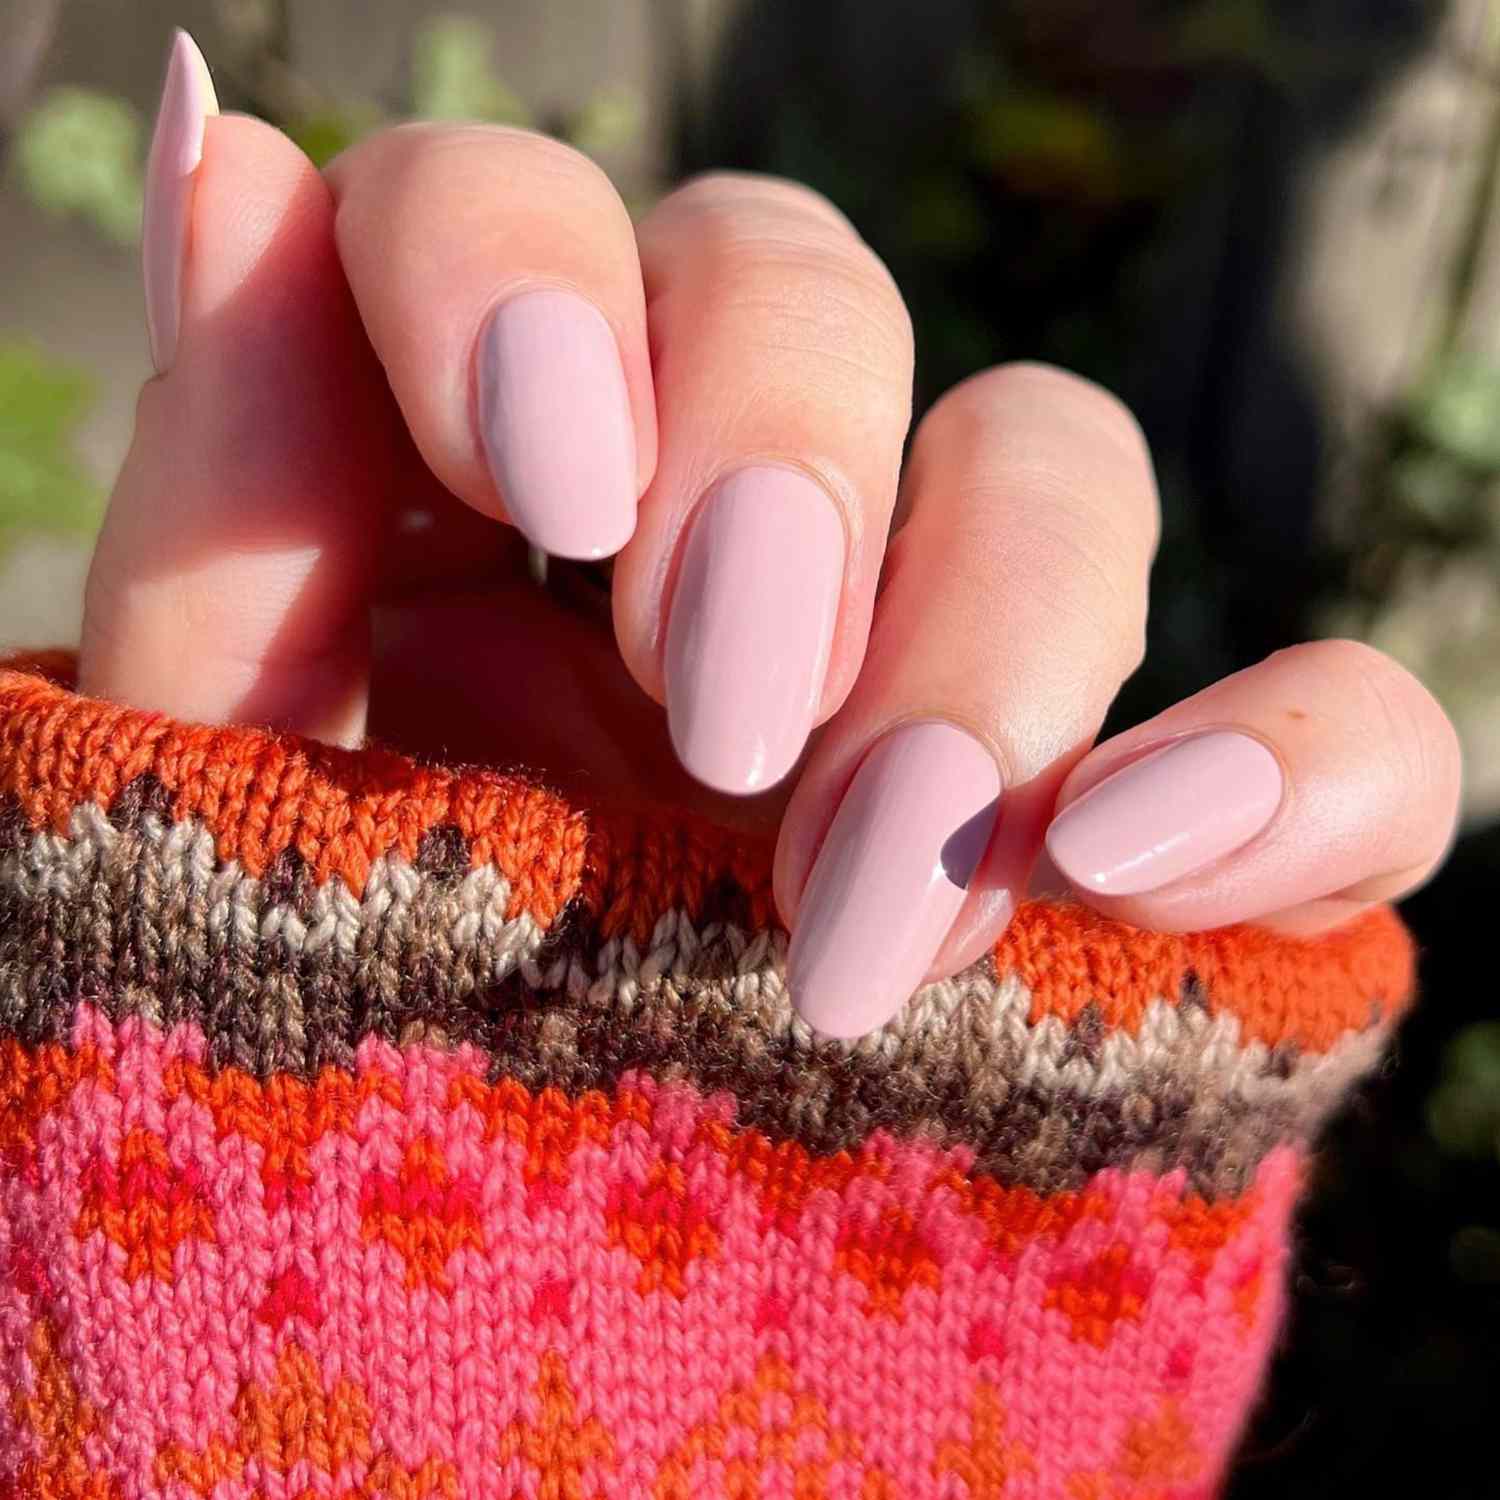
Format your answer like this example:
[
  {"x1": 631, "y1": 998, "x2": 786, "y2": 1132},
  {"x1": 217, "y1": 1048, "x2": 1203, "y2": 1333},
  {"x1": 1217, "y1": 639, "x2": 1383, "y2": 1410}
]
[{"x1": 0, "y1": 1007, "x2": 1296, "y2": 1500}]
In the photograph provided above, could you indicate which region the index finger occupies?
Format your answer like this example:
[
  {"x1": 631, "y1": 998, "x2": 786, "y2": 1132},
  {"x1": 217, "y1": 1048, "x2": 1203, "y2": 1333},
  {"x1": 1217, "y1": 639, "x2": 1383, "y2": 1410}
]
[{"x1": 325, "y1": 123, "x2": 658, "y2": 560}]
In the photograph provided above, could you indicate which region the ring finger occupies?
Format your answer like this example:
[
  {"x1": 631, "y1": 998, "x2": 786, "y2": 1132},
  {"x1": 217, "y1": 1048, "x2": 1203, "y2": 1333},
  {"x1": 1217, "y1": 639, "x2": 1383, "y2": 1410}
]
[{"x1": 776, "y1": 363, "x2": 1161, "y2": 1037}]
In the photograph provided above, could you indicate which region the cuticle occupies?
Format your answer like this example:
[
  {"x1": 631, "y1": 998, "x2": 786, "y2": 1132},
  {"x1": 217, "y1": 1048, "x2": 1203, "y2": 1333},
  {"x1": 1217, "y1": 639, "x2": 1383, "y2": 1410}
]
[{"x1": 868, "y1": 710, "x2": 1014, "y2": 794}]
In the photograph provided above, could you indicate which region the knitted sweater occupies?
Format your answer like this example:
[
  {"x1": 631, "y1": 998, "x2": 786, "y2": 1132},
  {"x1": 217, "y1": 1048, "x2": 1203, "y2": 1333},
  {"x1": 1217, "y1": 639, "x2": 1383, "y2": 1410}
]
[{"x1": 0, "y1": 656, "x2": 1414, "y2": 1500}]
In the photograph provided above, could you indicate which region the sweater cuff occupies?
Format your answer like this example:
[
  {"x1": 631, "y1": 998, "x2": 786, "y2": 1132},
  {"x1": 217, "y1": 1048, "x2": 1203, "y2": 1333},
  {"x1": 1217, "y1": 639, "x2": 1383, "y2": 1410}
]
[{"x1": 0, "y1": 660, "x2": 1414, "y2": 1499}]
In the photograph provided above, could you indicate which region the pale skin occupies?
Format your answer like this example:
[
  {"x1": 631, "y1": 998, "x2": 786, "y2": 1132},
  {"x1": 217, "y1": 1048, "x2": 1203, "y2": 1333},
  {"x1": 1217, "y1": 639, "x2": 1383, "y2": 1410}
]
[{"x1": 79, "y1": 40, "x2": 1464, "y2": 1038}]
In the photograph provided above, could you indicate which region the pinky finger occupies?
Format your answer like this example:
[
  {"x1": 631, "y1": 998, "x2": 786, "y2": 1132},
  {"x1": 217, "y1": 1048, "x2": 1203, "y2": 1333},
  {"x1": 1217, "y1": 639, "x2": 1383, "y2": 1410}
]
[{"x1": 1044, "y1": 639, "x2": 1462, "y2": 934}]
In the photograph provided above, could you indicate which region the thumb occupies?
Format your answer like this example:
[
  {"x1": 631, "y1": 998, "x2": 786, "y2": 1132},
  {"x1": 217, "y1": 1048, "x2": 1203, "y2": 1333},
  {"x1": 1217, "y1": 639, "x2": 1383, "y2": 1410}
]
[{"x1": 79, "y1": 31, "x2": 395, "y2": 745}]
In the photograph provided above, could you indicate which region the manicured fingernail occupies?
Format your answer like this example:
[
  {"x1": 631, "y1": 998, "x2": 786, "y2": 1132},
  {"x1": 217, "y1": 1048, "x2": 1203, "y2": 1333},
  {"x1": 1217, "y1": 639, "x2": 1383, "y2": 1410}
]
[
  {"x1": 788, "y1": 721, "x2": 1002, "y2": 1038},
  {"x1": 143, "y1": 29, "x2": 218, "y2": 375},
  {"x1": 1045, "y1": 730, "x2": 1284, "y2": 897},
  {"x1": 665, "y1": 466, "x2": 844, "y2": 794},
  {"x1": 476, "y1": 289, "x2": 637, "y2": 560}
]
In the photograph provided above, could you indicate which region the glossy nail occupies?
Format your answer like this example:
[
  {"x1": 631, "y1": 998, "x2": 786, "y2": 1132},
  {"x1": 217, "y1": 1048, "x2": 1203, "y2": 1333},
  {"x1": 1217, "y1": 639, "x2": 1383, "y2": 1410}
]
[
  {"x1": 789, "y1": 721, "x2": 1002, "y2": 1038},
  {"x1": 476, "y1": 289, "x2": 637, "y2": 560},
  {"x1": 1045, "y1": 731, "x2": 1284, "y2": 897},
  {"x1": 143, "y1": 29, "x2": 218, "y2": 374},
  {"x1": 665, "y1": 466, "x2": 844, "y2": 794}
]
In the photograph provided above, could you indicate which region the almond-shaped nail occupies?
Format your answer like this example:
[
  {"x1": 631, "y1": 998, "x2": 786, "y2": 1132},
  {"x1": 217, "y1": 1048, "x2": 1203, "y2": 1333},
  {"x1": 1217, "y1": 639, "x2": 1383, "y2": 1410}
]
[
  {"x1": 1045, "y1": 731, "x2": 1284, "y2": 897},
  {"x1": 143, "y1": 29, "x2": 218, "y2": 374},
  {"x1": 476, "y1": 289, "x2": 637, "y2": 560},
  {"x1": 665, "y1": 467, "x2": 844, "y2": 794},
  {"x1": 789, "y1": 722, "x2": 1002, "y2": 1038}
]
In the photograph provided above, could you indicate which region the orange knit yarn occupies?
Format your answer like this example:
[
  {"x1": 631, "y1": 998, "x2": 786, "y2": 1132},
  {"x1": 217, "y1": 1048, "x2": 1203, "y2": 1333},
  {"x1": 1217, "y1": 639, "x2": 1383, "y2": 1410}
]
[{"x1": 0, "y1": 660, "x2": 1414, "y2": 1054}]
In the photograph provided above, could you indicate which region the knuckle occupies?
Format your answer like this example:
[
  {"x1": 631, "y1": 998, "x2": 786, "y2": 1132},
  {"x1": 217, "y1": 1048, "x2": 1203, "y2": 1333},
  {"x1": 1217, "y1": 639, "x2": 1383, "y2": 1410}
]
[
  {"x1": 1011, "y1": 512, "x2": 1147, "y2": 685},
  {"x1": 664, "y1": 171, "x2": 855, "y2": 235},
  {"x1": 335, "y1": 122, "x2": 620, "y2": 229},
  {"x1": 905, "y1": 370, "x2": 1155, "y2": 683},
  {"x1": 468, "y1": 124, "x2": 616, "y2": 198},
  {"x1": 901, "y1": 474, "x2": 1147, "y2": 695},
  {"x1": 925, "y1": 362, "x2": 1151, "y2": 472},
  {"x1": 649, "y1": 176, "x2": 913, "y2": 372},
  {"x1": 1010, "y1": 361, "x2": 1148, "y2": 449}
]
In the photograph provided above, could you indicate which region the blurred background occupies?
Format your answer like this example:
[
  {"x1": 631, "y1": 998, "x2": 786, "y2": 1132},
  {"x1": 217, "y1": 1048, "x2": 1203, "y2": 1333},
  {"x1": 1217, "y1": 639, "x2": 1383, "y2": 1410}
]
[{"x1": 1, "y1": 1, "x2": 1498, "y2": 1491}]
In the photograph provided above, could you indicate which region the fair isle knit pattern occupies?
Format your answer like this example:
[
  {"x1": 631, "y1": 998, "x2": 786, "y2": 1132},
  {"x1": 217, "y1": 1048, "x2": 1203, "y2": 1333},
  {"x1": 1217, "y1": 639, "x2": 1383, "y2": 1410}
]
[{"x1": 0, "y1": 661, "x2": 1415, "y2": 1500}]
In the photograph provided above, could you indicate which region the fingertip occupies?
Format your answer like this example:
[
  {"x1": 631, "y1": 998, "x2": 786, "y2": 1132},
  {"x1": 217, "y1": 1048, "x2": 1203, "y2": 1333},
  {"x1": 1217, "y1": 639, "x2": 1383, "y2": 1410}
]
[{"x1": 1040, "y1": 639, "x2": 1462, "y2": 933}]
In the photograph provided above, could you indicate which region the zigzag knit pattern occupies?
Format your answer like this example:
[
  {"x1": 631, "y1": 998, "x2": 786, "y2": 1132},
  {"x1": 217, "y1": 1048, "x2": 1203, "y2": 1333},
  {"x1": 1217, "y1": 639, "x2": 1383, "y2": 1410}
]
[{"x1": 0, "y1": 660, "x2": 1415, "y2": 1500}]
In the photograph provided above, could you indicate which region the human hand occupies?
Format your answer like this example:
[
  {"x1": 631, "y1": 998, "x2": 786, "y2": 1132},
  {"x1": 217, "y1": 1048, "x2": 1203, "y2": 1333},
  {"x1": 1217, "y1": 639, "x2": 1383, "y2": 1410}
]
[{"x1": 80, "y1": 32, "x2": 1462, "y2": 1038}]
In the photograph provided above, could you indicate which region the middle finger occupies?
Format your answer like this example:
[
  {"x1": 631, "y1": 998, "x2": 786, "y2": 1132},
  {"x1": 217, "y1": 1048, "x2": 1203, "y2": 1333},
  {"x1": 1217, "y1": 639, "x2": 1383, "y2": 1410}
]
[{"x1": 614, "y1": 172, "x2": 916, "y2": 795}]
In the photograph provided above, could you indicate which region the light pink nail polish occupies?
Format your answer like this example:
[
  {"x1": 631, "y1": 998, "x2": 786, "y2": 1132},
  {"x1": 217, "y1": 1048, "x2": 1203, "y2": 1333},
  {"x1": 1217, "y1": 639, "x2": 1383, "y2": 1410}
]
[
  {"x1": 143, "y1": 29, "x2": 218, "y2": 375},
  {"x1": 1045, "y1": 731, "x2": 1284, "y2": 897},
  {"x1": 788, "y1": 722, "x2": 1002, "y2": 1039},
  {"x1": 476, "y1": 289, "x2": 637, "y2": 560},
  {"x1": 665, "y1": 467, "x2": 844, "y2": 795}
]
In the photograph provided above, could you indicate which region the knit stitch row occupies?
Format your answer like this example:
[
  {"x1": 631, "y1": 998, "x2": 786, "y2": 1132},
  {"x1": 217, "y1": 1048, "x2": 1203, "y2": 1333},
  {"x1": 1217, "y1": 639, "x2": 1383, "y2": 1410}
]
[{"x1": 0, "y1": 660, "x2": 1415, "y2": 1498}]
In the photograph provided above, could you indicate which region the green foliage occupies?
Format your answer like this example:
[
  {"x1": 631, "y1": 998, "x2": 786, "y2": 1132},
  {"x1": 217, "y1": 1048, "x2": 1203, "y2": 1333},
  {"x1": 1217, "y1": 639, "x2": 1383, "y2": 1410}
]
[
  {"x1": 286, "y1": 106, "x2": 383, "y2": 169},
  {"x1": 569, "y1": 86, "x2": 645, "y2": 159},
  {"x1": 290, "y1": 14, "x2": 650, "y2": 169},
  {"x1": 411, "y1": 15, "x2": 530, "y2": 127},
  {"x1": 11, "y1": 86, "x2": 144, "y2": 245},
  {"x1": 1428, "y1": 1020, "x2": 1500, "y2": 1160},
  {"x1": 970, "y1": 91, "x2": 1125, "y2": 200},
  {"x1": 0, "y1": 342, "x2": 104, "y2": 540},
  {"x1": 1342, "y1": 349, "x2": 1500, "y2": 612},
  {"x1": 9, "y1": 11, "x2": 642, "y2": 240},
  {"x1": 1408, "y1": 353, "x2": 1500, "y2": 474},
  {"x1": 1385, "y1": 449, "x2": 1475, "y2": 531},
  {"x1": 897, "y1": 179, "x2": 987, "y2": 259}
]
